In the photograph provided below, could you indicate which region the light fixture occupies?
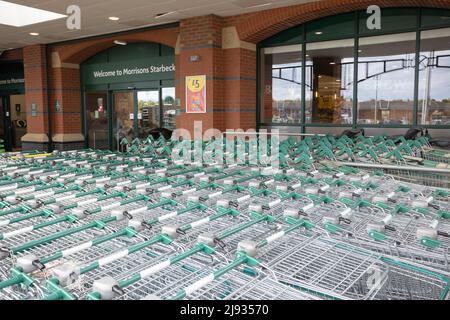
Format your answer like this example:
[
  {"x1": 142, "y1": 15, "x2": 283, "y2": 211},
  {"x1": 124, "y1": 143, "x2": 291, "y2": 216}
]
[
  {"x1": 315, "y1": 31, "x2": 323, "y2": 35},
  {"x1": 114, "y1": 40, "x2": 127, "y2": 46},
  {"x1": 336, "y1": 79, "x2": 341, "y2": 82},
  {"x1": 358, "y1": 49, "x2": 363, "y2": 53},
  {"x1": 318, "y1": 75, "x2": 322, "y2": 78},
  {"x1": 155, "y1": 12, "x2": 176, "y2": 19},
  {"x1": 329, "y1": 62, "x2": 336, "y2": 65},
  {"x1": 109, "y1": 16, "x2": 120, "y2": 21},
  {"x1": 29, "y1": 32, "x2": 39, "y2": 36},
  {"x1": 190, "y1": 55, "x2": 201, "y2": 62},
  {"x1": 0, "y1": 1, "x2": 66, "y2": 27},
  {"x1": 248, "y1": 2, "x2": 272, "y2": 9}
]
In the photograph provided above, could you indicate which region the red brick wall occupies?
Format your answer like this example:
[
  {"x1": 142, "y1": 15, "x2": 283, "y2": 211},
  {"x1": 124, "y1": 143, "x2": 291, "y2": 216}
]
[
  {"x1": 222, "y1": 48, "x2": 257, "y2": 130},
  {"x1": 48, "y1": 66, "x2": 81, "y2": 135},
  {"x1": 230, "y1": 0, "x2": 450, "y2": 43},
  {"x1": 53, "y1": 26, "x2": 179, "y2": 64},
  {"x1": 23, "y1": 45, "x2": 48, "y2": 136},
  {"x1": 176, "y1": 15, "x2": 224, "y2": 136},
  {"x1": 179, "y1": 15, "x2": 222, "y2": 49},
  {"x1": 176, "y1": 15, "x2": 258, "y2": 136}
]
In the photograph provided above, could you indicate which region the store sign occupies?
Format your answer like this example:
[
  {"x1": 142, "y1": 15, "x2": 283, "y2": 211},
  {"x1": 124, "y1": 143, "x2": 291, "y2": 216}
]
[
  {"x1": 0, "y1": 77, "x2": 24, "y2": 92},
  {"x1": 186, "y1": 75, "x2": 207, "y2": 114},
  {"x1": 0, "y1": 77, "x2": 24, "y2": 86},
  {"x1": 0, "y1": 63, "x2": 25, "y2": 92},
  {"x1": 82, "y1": 57, "x2": 175, "y2": 85}
]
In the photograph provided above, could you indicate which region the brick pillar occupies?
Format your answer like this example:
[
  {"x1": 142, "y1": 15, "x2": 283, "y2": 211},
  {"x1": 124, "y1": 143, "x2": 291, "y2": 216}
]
[
  {"x1": 49, "y1": 51, "x2": 84, "y2": 151},
  {"x1": 176, "y1": 15, "x2": 224, "y2": 137},
  {"x1": 175, "y1": 17, "x2": 258, "y2": 138},
  {"x1": 21, "y1": 45, "x2": 50, "y2": 151},
  {"x1": 222, "y1": 26, "x2": 257, "y2": 131},
  {"x1": 262, "y1": 52, "x2": 273, "y2": 124}
]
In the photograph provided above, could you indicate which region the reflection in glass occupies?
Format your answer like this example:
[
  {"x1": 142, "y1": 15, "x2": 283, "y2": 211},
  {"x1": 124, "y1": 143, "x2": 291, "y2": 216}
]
[
  {"x1": 261, "y1": 45, "x2": 302, "y2": 124},
  {"x1": 86, "y1": 92, "x2": 108, "y2": 150},
  {"x1": 357, "y1": 33, "x2": 416, "y2": 125},
  {"x1": 306, "y1": 39, "x2": 354, "y2": 124},
  {"x1": 10, "y1": 94, "x2": 26, "y2": 150},
  {"x1": 138, "y1": 91, "x2": 160, "y2": 138},
  {"x1": 162, "y1": 87, "x2": 177, "y2": 129},
  {"x1": 0, "y1": 98, "x2": 4, "y2": 146},
  {"x1": 418, "y1": 28, "x2": 450, "y2": 125},
  {"x1": 113, "y1": 91, "x2": 134, "y2": 151}
]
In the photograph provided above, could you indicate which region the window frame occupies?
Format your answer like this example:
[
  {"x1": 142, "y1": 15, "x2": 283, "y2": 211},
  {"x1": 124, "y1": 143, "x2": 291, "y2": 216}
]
[{"x1": 257, "y1": 7, "x2": 450, "y2": 131}]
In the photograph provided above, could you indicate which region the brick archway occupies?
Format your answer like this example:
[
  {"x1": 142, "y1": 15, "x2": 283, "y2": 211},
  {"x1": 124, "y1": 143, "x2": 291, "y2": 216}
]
[
  {"x1": 53, "y1": 26, "x2": 179, "y2": 64},
  {"x1": 234, "y1": 0, "x2": 450, "y2": 44}
]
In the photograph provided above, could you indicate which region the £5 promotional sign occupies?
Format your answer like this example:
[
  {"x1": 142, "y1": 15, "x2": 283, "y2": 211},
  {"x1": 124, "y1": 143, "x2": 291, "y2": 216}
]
[{"x1": 186, "y1": 75, "x2": 206, "y2": 114}]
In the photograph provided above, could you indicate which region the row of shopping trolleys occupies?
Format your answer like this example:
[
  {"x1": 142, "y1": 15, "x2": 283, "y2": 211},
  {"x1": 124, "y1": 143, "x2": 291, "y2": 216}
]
[{"x1": 0, "y1": 149, "x2": 449, "y2": 300}]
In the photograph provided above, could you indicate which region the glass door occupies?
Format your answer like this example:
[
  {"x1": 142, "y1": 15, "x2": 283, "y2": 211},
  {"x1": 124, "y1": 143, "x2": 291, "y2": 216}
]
[
  {"x1": 0, "y1": 97, "x2": 5, "y2": 152},
  {"x1": 0, "y1": 96, "x2": 11, "y2": 152},
  {"x1": 86, "y1": 92, "x2": 108, "y2": 150},
  {"x1": 85, "y1": 87, "x2": 179, "y2": 151},
  {"x1": 112, "y1": 91, "x2": 134, "y2": 151},
  {"x1": 9, "y1": 94, "x2": 26, "y2": 150},
  {"x1": 162, "y1": 87, "x2": 176, "y2": 130},
  {"x1": 137, "y1": 90, "x2": 160, "y2": 139}
]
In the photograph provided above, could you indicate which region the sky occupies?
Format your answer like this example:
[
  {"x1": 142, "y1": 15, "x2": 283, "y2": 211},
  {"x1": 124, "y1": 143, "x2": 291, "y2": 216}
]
[{"x1": 270, "y1": 50, "x2": 450, "y2": 103}]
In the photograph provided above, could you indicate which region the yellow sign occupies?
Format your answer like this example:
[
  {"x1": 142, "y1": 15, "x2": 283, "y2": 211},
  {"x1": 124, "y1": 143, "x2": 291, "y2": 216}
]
[
  {"x1": 318, "y1": 96, "x2": 334, "y2": 109},
  {"x1": 186, "y1": 75, "x2": 206, "y2": 113},
  {"x1": 187, "y1": 75, "x2": 206, "y2": 93},
  {"x1": 15, "y1": 120, "x2": 27, "y2": 128}
]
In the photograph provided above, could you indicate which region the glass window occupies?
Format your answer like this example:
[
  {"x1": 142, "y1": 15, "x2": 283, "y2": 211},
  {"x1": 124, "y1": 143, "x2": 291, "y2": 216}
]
[
  {"x1": 0, "y1": 97, "x2": 4, "y2": 149},
  {"x1": 357, "y1": 33, "x2": 416, "y2": 125},
  {"x1": 261, "y1": 45, "x2": 302, "y2": 124},
  {"x1": 137, "y1": 90, "x2": 160, "y2": 138},
  {"x1": 10, "y1": 94, "x2": 26, "y2": 150},
  {"x1": 261, "y1": 25, "x2": 303, "y2": 47},
  {"x1": 418, "y1": 28, "x2": 450, "y2": 125},
  {"x1": 421, "y1": 8, "x2": 450, "y2": 29},
  {"x1": 113, "y1": 91, "x2": 134, "y2": 151},
  {"x1": 258, "y1": 9, "x2": 450, "y2": 129},
  {"x1": 306, "y1": 13, "x2": 355, "y2": 42},
  {"x1": 86, "y1": 92, "x2": 109, "y2": 150},
  {"x1": 305, "y1": 39, "x2": 354, "y2": 124},
  {"x1": 162, "y1": 87, "x2": 177, "y2": 130}
]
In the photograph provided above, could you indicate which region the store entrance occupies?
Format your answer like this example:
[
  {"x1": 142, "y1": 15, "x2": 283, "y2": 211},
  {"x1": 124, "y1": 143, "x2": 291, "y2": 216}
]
[
  {"x1": 112, "y1": 89, "x2": 162, "y2": 151},
  {"x1": 137, "y1": 90, "x2": 160, "y2": 140},
  {"x1": 0, "y1": 94, "x2": 26, "y2": 152},
  {"x1": 112, "y1": 91, "x2": 134, "y2": 151},
  {"x1": 85, "y1": 87, "x2": 176, "y2": 151}
]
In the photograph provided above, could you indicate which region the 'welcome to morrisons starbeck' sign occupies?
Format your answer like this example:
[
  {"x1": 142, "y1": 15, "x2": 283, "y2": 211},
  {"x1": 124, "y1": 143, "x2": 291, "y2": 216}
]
[
  {"x1": 0, "y1": 77, "x2": 24, "y2": 86},
  {"x1": 82, "y1": 57, "x2": 175, "y2": 85},
  {"x1": 0, "y1": 63, "x2": 25, "y2": 92}
]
